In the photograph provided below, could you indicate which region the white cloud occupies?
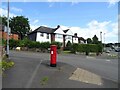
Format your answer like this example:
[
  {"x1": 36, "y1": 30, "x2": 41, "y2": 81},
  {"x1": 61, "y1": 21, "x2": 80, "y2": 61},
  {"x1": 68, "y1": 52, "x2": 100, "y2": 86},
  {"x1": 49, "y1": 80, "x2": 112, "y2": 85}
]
[
  {"x1": 11, "y1": 7, "x2": 23, "y2": 12},
  {"x1": 30, "y1": 24, "x2": 50, "y2": 31},
  {"x1": 108, "y1": 0, "x2": 118, "y2": 7},
  {"x1": 30, "y1": 25, "x2": 39, "y2": 31},
  {"x1": 58, "y1": 20, "x2": 118, "y2": 43},
  {"x1": 0, "y1": 8, "x2": 16, "y2": 17}
]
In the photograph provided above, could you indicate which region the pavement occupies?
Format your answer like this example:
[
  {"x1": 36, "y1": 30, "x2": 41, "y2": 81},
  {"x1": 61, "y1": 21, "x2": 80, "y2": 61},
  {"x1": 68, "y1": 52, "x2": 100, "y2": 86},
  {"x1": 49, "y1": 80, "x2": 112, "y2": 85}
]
[{"x1": 2, "y1": 50, "x2": 118, "y2": 88}]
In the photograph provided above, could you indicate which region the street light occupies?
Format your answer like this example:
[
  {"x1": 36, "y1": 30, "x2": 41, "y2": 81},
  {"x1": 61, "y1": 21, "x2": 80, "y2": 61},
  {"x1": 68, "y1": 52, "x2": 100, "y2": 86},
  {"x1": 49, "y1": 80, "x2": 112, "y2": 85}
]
[
  {"x1": 100, "y1": 31, "x2": 102, "y2": 43},
  {"x1": 6, "y1": 0, "x2": 9, "y2": 58},
  {"x1": 104, "y1": 33, "x2": 105, "y2": 51}
]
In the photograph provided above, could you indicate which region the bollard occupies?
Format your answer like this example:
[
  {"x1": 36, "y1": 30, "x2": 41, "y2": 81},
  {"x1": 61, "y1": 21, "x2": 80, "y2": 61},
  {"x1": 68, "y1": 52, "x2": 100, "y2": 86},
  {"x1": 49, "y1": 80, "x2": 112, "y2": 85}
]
[{"x1": 50, "y1": 45, "x2": 57, "y2": 67}]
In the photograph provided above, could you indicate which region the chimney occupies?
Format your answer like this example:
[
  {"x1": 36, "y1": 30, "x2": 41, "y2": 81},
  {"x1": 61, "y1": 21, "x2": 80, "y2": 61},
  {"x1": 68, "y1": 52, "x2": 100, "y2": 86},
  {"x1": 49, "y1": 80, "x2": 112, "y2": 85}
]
[
  {"x1": 74, "y1": 33, "x2": 77, "y2": 37},
  {"x1": 57, "y1": 25, "x2": 60, "y2": 29}
]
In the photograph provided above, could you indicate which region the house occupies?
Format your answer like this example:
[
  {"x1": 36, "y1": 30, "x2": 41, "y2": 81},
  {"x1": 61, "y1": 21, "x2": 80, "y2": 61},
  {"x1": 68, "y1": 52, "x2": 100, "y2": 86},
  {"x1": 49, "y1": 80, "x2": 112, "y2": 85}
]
[
  {"x1": 0, "y1": 25, "x2": 19, "y2": 40},
  {"x1": 28, "y1": 25, "x2": 84, "y2": 49}
]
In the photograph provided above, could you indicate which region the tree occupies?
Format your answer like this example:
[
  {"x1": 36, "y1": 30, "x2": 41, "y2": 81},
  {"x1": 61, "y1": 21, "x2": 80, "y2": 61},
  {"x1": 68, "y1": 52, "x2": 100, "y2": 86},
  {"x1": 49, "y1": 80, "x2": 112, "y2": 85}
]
[
  {"x1": 9, "y1": 16, "x2": 30, "y2": 40},
  {"x1": 79, "y1": 37, "x2": 86, "y2": 43},
  {"x1": 0, "y1": 16, "x2": 7, "y2": 26},
  {"x1": 87, "y1": 38, "x2": 92, "y2": 44},
  {"x1": 92, "y1": 35, "x2": 99, "y2": 44}
]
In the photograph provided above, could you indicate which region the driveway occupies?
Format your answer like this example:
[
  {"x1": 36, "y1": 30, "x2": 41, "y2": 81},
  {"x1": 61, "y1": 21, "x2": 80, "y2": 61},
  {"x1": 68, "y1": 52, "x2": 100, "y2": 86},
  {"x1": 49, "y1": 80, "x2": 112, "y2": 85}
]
[{"x1": 2, "y1": 50, "x2": 118, "y2": 88}]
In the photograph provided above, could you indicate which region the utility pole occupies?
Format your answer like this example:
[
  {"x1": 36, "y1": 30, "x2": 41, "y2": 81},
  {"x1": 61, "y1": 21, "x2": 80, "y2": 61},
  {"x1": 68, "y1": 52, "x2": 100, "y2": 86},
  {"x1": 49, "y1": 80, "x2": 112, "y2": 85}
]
[
  {"x1": 6, "y1": 0, "x2": 9, "y2": 58},
  {"x1": 100, "y1": 31, "x2": 102, "y2": 43},
  {"x1": 100, "y1": 31, "x2": 103, "y2": 53},
  {"x1": 104, "y1": 33, "x2": 105, "y2": 51}
]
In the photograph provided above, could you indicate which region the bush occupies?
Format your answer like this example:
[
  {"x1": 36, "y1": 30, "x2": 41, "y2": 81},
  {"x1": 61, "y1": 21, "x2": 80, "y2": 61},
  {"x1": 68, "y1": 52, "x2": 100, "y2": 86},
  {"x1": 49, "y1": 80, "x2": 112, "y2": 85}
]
[
  {"x1": 51, "y1": 41, "x2": 62, "y2": 49},
  {"x1": 9, "y1": 39, "x2": 19, "y2": 49},
  {"x1": 71, "y1": 43, "x2": 103, "y2": 55},
  {"x1": 0, "y1": 38, "x2": 6, "y2": 46},
  {"x1": 19, "y1": 38, "x2": 30, "y2": 47},
  {"x1": 1, "y1": 60, "x2": 15, "y2": 71},
  {"x1": 64, "y1": 41, "x2": 72, "y2": 51},
  {"x1": 71, "y1": 43, "x2": 79, "y2": 53},
  {"x1": 40, "y1": 42, "x2": 50, "y2": 49}
]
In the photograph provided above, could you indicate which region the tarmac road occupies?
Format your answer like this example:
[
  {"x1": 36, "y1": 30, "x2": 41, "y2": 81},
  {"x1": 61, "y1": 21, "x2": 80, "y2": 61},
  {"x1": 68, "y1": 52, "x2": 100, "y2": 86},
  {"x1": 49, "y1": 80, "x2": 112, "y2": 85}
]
[{"x1": 2, "y1": 50, "x2": 118, "y2": 88}]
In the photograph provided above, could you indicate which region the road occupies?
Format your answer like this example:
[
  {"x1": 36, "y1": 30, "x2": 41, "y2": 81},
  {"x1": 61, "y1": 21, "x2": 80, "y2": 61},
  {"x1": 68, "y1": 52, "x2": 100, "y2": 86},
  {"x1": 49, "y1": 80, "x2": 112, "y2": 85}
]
[{"x1": 3, "y1": 50, "x2": 118, "y2": 88}]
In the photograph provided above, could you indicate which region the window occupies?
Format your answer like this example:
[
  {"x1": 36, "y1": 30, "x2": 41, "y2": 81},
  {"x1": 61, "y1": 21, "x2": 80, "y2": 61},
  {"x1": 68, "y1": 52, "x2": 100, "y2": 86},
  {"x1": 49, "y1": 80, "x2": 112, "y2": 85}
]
[
  {"x1": 47, "y1": 33, "x2": 49, "y2": 39},
  {"x1": 55, "y1": 34, "x2": 63, "y2": 39},
  {"x1": 66, "y1": 36, "x2": 72, "y2": 39},
  {"x1": 40, "y1": 33, "x2": 44, "y2": 37}
]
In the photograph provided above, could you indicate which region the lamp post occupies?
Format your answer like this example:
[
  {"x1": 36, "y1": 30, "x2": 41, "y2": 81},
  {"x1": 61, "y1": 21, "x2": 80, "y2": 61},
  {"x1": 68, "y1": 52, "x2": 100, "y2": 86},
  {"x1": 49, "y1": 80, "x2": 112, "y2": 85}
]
[
  {"x1": 6, "y1": 0, "x2": 9, "y2": 58},
  {"x1": 100, "y1": 31, "x2": 102, "y2": 43},
  {"x1": 100, "y1": 31, "x2": 103, "y2": 53},
  {"x1": 104, "y1": 33, "x2": 105, "y2": 50}
]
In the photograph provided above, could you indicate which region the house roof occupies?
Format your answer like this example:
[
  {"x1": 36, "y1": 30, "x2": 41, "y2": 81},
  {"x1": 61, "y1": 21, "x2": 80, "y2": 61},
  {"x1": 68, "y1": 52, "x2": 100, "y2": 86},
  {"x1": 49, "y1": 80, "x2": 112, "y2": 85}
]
[
  {"x1": 63, "y1": 29, "x2": 69, "y2": 33},
  {"x1": 28, "y1": 26, "x2": 57, "y2": 35}
]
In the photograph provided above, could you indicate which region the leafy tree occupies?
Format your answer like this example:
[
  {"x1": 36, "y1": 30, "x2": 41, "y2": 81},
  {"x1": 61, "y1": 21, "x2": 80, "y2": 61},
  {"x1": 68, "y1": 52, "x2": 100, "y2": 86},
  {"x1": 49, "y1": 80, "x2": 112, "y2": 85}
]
[
  {"x1": 87, "y1": 38, "x2": 92, "y2": 44},
  {"x1": 0, "y1": 16, "x2": 7, "y2": 26},
  {"x1": 9, "y1": 16, "x2": 30, "y2": 40},
  {"x1": 92, "y1": 35, "x2": 99, "y2": 44}
]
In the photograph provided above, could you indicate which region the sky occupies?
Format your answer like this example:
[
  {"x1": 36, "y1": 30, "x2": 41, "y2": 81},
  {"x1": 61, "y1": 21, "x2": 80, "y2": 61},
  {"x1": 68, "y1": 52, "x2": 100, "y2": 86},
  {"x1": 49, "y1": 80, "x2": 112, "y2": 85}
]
[{"x1": 0, "y1": 0, "x2": 119, "y2": 43}]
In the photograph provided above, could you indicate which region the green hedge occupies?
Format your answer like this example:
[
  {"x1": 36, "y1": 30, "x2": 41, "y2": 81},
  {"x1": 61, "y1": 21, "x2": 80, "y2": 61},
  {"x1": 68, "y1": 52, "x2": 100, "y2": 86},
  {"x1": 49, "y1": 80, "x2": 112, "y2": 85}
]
[
  {"x1": 51, "y1": 41, "x2": 62, "y2": 49},
  {"x1": 9, "y1": 38, "x2": 62, "y2": 51},
  {"x1": 71, "y1": 43, "x2": 103, "y2": 55}
]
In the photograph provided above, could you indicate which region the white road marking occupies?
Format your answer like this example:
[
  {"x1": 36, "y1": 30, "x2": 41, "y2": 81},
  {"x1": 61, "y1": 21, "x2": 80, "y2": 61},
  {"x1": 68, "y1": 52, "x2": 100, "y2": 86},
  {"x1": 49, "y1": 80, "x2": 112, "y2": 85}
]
[{"x1": 25, "y1": 60, "x2": 42, "y2": 88}]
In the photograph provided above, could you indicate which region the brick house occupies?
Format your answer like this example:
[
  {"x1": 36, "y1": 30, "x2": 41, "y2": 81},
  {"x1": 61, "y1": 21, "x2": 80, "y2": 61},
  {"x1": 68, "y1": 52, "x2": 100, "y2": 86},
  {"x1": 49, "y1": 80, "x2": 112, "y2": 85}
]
[{"x1": 0, "y1": 25, "x2": 19, "y2": 40}]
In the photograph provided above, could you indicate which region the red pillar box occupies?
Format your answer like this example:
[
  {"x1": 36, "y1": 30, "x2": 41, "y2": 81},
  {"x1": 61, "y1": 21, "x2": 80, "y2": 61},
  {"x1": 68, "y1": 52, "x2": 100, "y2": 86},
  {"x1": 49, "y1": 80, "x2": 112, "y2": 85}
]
[{"x1": 50, "y1": 45, "x2": 57, "y2": 67}]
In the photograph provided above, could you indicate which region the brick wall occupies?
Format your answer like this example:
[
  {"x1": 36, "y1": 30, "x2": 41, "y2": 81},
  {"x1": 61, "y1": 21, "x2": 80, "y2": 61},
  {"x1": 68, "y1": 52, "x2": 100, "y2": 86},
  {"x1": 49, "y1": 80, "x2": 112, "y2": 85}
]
[{"x1": 0, "y1": 31, "x2": 19, "y2": 40}]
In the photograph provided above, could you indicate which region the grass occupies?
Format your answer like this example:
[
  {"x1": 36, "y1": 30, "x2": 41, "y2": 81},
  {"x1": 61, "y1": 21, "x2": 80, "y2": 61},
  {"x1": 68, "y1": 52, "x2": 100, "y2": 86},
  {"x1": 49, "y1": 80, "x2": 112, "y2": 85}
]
[
  {"x1": 62, "y1": 51, "x2": 71, "y2": 54},
  {"x1": 40, "y1": 76, "x2": 49, "y2": 85},
  {"x1": 0, "y1": 56, "x2": 15, "y2": 75}
]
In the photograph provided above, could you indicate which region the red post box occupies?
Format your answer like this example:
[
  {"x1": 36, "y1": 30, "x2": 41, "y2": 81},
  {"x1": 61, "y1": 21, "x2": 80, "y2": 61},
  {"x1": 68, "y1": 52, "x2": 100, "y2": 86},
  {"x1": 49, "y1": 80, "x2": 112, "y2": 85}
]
[{"x1": 50, "y1": 45, "x2": 57, "y2": 67}]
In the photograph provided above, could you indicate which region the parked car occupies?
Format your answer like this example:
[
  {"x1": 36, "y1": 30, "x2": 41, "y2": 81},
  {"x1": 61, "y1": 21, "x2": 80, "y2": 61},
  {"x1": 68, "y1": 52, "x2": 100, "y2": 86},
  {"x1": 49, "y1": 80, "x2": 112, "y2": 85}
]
[
  {"x1": 115, "y1": 48, "x2": 120, "y2": 52},
  {"x1": 105, "y1": 50, "x2": 110, "y2": 53}
]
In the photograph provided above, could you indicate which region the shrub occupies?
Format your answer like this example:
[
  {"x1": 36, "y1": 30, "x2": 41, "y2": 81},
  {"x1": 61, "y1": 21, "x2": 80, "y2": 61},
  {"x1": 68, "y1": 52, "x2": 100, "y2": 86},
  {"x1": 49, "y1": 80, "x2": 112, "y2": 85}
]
[
  {"x1": 71, "y1": 43, "x2": 79, "y2": 53},
  {"x1": 51, "y1": 41, "x2": 62, "y2": 49},
  {"x1": 40, "y1": 42, "x2": 50, "y2": 49},
  {"x1": 9, "y1": 39, "x2": 19, "y2": 49},
  {"x1": 0, "y1": 39, "x2": 6, "y2": 46},
  {"x1": 64, "y1": 41, "x2": 72, "y2": 51},
  {"x1": 71, "y1": 43, "x2": 103, "y2": 55},
  {"x1": 19, "y1": 38, "x2": 31, "y2": 47},
  {"x1": 1, "y1": 60, "x2": 14, "y2": 71}
]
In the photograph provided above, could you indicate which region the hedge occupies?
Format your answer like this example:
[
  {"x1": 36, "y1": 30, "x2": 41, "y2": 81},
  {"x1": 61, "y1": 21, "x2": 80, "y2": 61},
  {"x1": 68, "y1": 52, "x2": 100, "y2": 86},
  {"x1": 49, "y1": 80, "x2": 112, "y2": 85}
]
[
  {"x1": 9, "y1": 38, "x2": 62, "y2": 51},
  {"x1": 71, "y1": 43, "x2": 103, "y2": 55}
]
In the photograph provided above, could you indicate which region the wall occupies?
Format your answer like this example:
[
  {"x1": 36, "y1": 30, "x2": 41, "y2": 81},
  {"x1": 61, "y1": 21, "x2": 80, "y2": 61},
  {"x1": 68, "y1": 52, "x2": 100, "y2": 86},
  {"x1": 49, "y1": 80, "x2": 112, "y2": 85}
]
[
  {"x1": 0, "y1": 31, "x2": 18, "y2": 40},
  {"x1": 36, "y1": 32, "x2": 51, "y2": 43},
  {"x1": 28, "y1": 32, "x2": 37, "y2": 41},
  {"x1": 55, "y1": 34, "x2": 63, "y2": 43},
  {"x1": 73, "y1": 37, "x2": 78, "y2": 43},
  {"x1": 65, "y1": 35, "x2": 73, "y2": 45}
]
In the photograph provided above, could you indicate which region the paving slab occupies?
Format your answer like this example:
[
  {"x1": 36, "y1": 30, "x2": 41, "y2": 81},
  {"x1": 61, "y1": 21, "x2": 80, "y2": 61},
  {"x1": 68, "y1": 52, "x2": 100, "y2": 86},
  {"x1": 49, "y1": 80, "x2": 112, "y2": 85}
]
[{"x1": 69, "y1": 68, "x2": 103, "y2": 85}]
